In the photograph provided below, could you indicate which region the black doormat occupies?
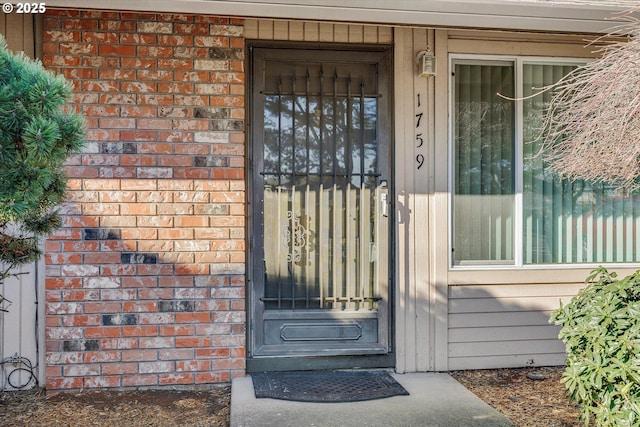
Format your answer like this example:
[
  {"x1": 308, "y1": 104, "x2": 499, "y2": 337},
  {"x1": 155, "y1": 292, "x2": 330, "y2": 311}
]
[{"x1": 251, "y1": 370, "x2": 409, "y2": 403}]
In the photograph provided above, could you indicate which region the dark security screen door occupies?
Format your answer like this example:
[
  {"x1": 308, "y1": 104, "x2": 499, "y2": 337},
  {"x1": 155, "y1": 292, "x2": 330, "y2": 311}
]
[{"x1": 250, "y1": 47, "x2": 391, "y2": 361}]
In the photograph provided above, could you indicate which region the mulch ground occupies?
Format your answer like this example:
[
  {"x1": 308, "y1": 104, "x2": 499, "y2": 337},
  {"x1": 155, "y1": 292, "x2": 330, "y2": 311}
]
[
  {"x1": 0, "y1": 386, "x2": 230, "y2": 427},
  {"x1": 452, "y1": 366, "x2": 582, "y2": 427},
  {"x1": 0, "y1": 367, "x2": 580, "y2": 427}
]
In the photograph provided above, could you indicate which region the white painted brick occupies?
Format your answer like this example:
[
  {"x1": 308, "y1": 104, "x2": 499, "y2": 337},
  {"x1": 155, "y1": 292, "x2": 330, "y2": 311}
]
[
  {"x1": 174, "y1": 240, "x2": 210, "y2": 252},
  {"x1": 195, "y1": 324, "x2": 231, "y2": 335},
  {"x1": 139, "y1": 337, "x2": 174, "y2": 349},
  {"x1": 139, "y1": 361, "x2": 173, "y2": 374},
  {"x1": 85, "y1": 277, "x2": 121, "y2": 289},
  {"x1": 209, "y1": 263, "x2": 245, "y2": 275},
  {"x1": 210, "y1": 25, "x2": 243, "y2": 36},
  {"x1": 46, "y1": 352, "x2": 82, "y2": 365},
  {"x1": 194, "y1": 59, "x2": 228, "y2": 71},
  {"x1": 174, "y1": 288, "x2": 208, "y2": 299},
  {"x1": 47, "y1": 327, "x2": 83, "y2": 340},
  {"x1": 137, "y1": 167, "x2": 173, "y2": 179},
  {"x1": 137, "y1": 22, "x2": 172, "y2": 33},
  {"x1": 138, "y1": 313, "x2": 174, "y2": 325},
  {"x1": 64, "y1": 365, "x2": 100, "y2": 377},
  {"x1": 46, "y1": 303, "x2": 83, "y2": 315},
  {"x1": 100, "y1": 289, "x2": 137, "y2": 300},
  {"x1": 194, "y1": 132, "x2": 229, "y2": 143},
  {"x1": 62, "y1": 265, "x2": 100, "y2": 277}
]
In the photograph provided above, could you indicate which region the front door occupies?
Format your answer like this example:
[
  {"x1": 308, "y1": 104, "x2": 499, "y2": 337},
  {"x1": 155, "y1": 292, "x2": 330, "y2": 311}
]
[{"x1": 249, "y1": 46, "x2": 392, "y2": 369}]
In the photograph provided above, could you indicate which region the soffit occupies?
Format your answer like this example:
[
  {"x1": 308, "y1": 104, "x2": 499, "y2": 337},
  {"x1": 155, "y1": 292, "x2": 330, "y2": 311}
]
[{"x1": 44, "y1": 0, "x2": 633, "y2": 33}]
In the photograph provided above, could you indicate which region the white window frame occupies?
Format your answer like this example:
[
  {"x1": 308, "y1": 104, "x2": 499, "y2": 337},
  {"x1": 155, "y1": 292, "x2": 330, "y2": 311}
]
[{"x1": 448, "y1": 54, "x2": 638, "y2": 270}]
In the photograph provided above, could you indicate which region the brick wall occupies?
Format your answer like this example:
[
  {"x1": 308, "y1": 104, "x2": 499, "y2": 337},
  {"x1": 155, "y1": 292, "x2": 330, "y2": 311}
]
[{"x1": 42, "y1": 9, "x2": 246, "y2": 391}]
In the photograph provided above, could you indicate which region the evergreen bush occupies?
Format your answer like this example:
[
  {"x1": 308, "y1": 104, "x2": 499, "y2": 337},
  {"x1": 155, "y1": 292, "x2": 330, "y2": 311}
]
[
  {"x1": 0, "y1": 36, "x2": 84, "y2": 309},
  {"x1": 551, "y1": 267, "x2": 640, "y2": 426}
]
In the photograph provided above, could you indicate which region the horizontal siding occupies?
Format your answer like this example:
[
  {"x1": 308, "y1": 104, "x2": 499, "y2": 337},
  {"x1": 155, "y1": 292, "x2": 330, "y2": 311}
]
[
  {"x1": 449, "y1": 310, "x2": 555, "y2": 328},
  {"x1": 449, "y1": 353, "x2": 566, "y2": 371},
  {"x1": 450, "y1": 339, "x2": 565, "y2": 358},
  {"x1": 450, "y1": 295, "x2": 574, "y2": 313},
  {"x1": 245, "y1": 19, "x2": 393, "y2": 44},
  {"x1": 448, "y1": 283, "x2": 583, "y2": 370},
  {"x1": 449, "y1": 325, "x2": 561, "y2": 343}
]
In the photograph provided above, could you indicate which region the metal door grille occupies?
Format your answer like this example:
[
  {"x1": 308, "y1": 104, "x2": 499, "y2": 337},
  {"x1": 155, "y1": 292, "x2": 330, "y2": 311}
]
[{"x1": 260, "y1": 59, "x2": 385, "y2": 312}]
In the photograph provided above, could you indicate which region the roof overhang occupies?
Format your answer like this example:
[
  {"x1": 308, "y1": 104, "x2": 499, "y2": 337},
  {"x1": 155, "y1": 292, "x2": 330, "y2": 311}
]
[{"x1": 44, "y1": 0, "x2": 634, "y2": 34}]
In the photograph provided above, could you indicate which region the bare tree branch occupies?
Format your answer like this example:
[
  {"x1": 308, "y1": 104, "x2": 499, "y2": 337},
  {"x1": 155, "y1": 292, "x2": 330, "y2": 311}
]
[{"x1": 542, "y1": 8, "x2": 640, "y2": 189}]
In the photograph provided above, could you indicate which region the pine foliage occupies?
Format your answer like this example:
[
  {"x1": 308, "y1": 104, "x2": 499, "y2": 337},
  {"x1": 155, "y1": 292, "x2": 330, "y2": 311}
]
[{"x1": 0, "y1": 35, "x2": 84, "y2": 300}]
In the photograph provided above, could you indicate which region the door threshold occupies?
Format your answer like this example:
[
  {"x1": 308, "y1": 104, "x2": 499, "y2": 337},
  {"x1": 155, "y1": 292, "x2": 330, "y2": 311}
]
[{"x1": 246, "y1": 353, "x2": 395, "y2": 373}]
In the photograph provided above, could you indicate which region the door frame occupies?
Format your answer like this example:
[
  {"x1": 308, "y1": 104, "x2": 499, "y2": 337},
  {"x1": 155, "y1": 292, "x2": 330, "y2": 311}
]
[{"x1": 245, "y1": 41, "x2": 396, "y2": 372}]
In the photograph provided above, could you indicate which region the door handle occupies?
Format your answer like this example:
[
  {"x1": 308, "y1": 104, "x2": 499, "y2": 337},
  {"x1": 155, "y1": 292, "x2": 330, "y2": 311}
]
[
  {"x1": 379, "y1": 180, "x2": 389, "y2": 218},
  {"x1": 381, "y1": 193, "x2": 389, "y2": 217}
]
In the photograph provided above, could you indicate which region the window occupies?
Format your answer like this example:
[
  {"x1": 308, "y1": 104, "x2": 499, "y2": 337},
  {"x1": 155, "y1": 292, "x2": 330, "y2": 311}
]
[{"x1": 452, "y1": 57, "x2": 640, "y2": 266}]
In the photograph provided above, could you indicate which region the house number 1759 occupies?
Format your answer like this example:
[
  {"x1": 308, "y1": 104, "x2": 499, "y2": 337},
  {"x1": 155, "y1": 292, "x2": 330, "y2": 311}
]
[{"x1": 416, "y1": 93, "x2": 425, "y2": 170}]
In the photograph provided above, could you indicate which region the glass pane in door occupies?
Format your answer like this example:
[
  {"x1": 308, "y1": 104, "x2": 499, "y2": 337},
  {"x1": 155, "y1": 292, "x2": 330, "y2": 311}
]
[{"x1": 261, "y1": 61, "x2": 383, "y2": 312}]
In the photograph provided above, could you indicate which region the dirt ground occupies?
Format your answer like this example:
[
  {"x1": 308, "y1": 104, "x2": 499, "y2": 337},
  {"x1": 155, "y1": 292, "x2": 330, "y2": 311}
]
[{"x1": 0, "y1": 367, "x2": 579, "y2": 427}]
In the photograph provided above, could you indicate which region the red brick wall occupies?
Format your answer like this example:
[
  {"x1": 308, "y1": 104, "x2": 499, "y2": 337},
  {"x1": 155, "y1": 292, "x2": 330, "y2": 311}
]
[{"x1": 42, "y1": 9, "x2": 246, "y2": 391}]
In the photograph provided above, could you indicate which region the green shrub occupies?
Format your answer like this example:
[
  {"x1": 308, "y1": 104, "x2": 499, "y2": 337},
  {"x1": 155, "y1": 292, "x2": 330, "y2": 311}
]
[
  {"x1": 551, "y1": 267, "x2": 640, "y2": 426},
  {"x1": 0, "y1": 35, "x2": 84, "y2": 307}
]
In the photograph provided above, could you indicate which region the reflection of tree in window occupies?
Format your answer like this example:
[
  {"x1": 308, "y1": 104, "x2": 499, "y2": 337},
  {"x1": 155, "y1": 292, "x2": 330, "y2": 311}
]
[
  {"x1": 262, "y1": 64, "x2": 379, "y2": 186},
  {"x1": 522, "y1": 63, "x2": 640, "y2": 264},
  {"x1": 260, "y1": 61, "x2": 384, "y2": 310},
  {"x1": 453, "y1": 63, "x2": 515, "y2": 263}
]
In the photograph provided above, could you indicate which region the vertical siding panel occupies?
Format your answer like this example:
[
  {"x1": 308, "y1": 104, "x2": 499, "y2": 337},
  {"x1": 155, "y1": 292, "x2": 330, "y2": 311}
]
[
  {"x1": 333, "y1": 23, "x2": 349, "y2": 43},
  {"x1": 1, "y1": 261, "x2": 39, "y2": 389},
  {"x1": 394, "y1": 26, "x2": 436, "y2": 373},
  {"x1": 244, "y1": 19, "x2": 259, "y2": 39},
  {"x1": 393, "y1": 26, "x2": 413, "y2": 373},
  {"x1": 432, "y1": 29, "x2": 450, "y2": 371},
  {"x1": 378, "y1": 26, "x2": 393, "y2": 44},
  {"x1": 5, "y1": 14, "x2": 24, "y2": 51},
  {"x1": 348, "y1": 25, "x2": 364, "y2": 43},
  {"x1": 319, "y1": 23, "x2": 334, "y2": 42},
  {"x1": 0, "y1": 13, "x2": 6, "y2": 36},
  {"x1": 413, "y1": 28, "x2": 433, "y2": 372},
  {"x1": 273, "y1": 20, "x2": 289, "y2": 40},
  {"x1": 250, "y1": 20, "x2": 393, "y2": 45},
  {"x1": 22, "y1": 14, "x2": 34, "y2": 57},
  {"x1": 288, "y1": 21, "x2": 304, "y2": 41},
  {"x1": 304, "y1": 22, "x2": 318, "y2": 42},
  {"x1": 258, "y1": 19, "x2": 274, "y2": 40},
  {"x1": 363, "y1": 26, "x2": 378, "y2": 44}
]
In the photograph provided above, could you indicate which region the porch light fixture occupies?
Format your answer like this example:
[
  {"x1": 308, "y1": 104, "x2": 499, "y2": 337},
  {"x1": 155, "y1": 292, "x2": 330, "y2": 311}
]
[{"x1": 416, "y1": 48, "x2": 436, "y2": 77}]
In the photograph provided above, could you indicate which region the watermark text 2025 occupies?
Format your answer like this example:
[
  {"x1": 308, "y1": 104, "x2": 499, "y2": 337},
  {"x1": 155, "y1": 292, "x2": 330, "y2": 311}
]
[{"x1": 2, "y1": 3, "x2": 46, "y2": 14}]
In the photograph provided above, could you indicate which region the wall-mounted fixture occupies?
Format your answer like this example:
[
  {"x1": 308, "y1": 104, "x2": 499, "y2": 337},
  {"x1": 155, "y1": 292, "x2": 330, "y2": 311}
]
[{"x1": 416, "y1": 48, "x2": 436, "y2": 77}]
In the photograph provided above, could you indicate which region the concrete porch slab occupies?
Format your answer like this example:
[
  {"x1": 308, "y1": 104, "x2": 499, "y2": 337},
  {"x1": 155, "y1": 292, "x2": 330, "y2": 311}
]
[{"x1": 231, "y1": 372, "x2": 514, "y2": 427}]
